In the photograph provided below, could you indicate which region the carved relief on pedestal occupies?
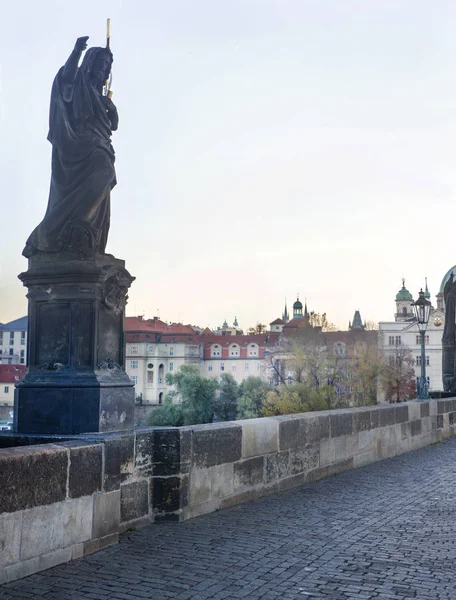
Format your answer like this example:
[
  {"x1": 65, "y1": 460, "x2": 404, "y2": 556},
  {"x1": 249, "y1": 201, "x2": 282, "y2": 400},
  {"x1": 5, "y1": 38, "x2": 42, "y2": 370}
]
[{"x1": 102, "y1": 270, "x2": 131, "y2": 315}]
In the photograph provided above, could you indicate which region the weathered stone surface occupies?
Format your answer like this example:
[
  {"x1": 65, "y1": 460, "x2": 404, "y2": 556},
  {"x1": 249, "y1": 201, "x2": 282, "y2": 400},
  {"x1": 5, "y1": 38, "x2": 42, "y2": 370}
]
[
  {"x1": 152, "y1": 428, "x2": 180, "y2": 475},
  {"x1": 241, "y1": 418, "x2": 278, "y2": 458},
  {"x1": 0, "y1": 445, "x2": 67, "y2": 513},
  {"x1": 411, "y1": 419, "x2": 422, "y2": 437},
  {"x1": 92, "y1": 491, "x2": 120, "y2": 539},
  {"x1": 211, "y1": 463, "x2": 234, "y2": 499},
  {"x1": 21, "y1": 496, "x2": 92, "y2": 560},
  {"x1": 189, "y1": 469, "x2": 211, "y2": 506},
  {"x1": 180, "y1": 428, "x2": 192, "y2": 473},
  {"x1": 395, "y1": 405, "x2": 409, "y2": 424},
  {"x1": 420, "y1": 402, "x2": 430, "y2": 418},
  {"x1": 103, "y1": 434, "x2": 134, "y2": 491},
  {"x1": 265, "y1": 452, "x2": 289, "y2": 483},
  {"x1": 84, "y1": 533, "x2": 119, "y2": 557},
  {"x1": 234, "y1": 457, "x2": 264, "y2": 489},
  {"x1": 320, "y1": 437, "x2": 335, "y2": 466},
  {"x1": 330, "y1": 412, "x2": 353, "y2": 437},
  {"x1": 289, "y1": 444, "x2": 319, "y2": 474},
  {"x1": 192, "y1": 424, "x2": 242, "y2": 468},
  {"x1": 0, "y1": 513, "x2": 22, "y2": 567},
  {"x1": 278, "y1": 414, "x2": 329, "y2": 451},
  {"x1": 134, "y1": 429, "x2": 154, "y2": 477},
  {"x1": 60, "y1": 442, "x2": 102, "y2": 499},
  {"x1": 152, "y1": 476, "x2": 182, "y2": 514},
  {"x1": 358, "y1": 430, "x2": 377, "y2": 454},
  {"x1": 353, "y1": 411, "x2": 371, "y2": 433},
  {"x1": 379, "y1": 406, "x2": 396, "y2": 428},
  {"x1": 120, "y1": 481, "x2": 149, "y2": 523}
]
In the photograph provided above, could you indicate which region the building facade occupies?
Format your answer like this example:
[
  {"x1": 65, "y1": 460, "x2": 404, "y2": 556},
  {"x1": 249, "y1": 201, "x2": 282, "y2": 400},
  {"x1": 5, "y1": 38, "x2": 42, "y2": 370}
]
[
  {"x1": 378, "y1": 280, "x2": 445, "y2": 400},
  {"x1": 0, "y1": 317, "x2": 27, "y2": 365}
]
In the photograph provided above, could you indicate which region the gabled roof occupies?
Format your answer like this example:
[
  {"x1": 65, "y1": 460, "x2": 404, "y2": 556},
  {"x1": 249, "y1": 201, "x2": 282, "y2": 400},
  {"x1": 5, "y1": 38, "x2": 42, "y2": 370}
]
[
  {"x1": 270, "y1": 318, "x2": 285, "y2": 325},
  {"x1": 0, "y1": 316, "x2": 28, "y2": 332}
]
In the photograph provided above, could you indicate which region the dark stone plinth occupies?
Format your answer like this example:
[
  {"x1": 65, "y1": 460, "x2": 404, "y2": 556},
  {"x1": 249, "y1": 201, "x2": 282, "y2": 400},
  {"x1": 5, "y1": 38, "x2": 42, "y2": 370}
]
[{"x1": 15, "y1": 254, "x2": 135, "y2": 434}]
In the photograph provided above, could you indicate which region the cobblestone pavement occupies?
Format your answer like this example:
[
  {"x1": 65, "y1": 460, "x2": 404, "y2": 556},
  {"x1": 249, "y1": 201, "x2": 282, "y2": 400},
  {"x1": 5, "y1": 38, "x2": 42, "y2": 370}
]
[{"x1": 2, "y1": 438, "x2": 456, "y2": 600}]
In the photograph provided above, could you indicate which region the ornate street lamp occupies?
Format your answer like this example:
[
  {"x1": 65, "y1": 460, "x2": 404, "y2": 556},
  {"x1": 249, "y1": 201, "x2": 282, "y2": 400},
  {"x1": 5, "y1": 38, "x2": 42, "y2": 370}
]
[{"x1": 412, "y1": 289, "x2": 432, "y2": 400}]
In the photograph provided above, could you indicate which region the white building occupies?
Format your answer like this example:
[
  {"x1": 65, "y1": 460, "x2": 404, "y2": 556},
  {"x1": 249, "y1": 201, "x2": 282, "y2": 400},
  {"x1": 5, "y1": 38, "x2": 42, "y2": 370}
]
[
  {"x1": 0, "y1": 317, "x2": 27, "y2": 365},
  {"x1": 379, "y1": 280, "x2": 444, "y2": 400}
]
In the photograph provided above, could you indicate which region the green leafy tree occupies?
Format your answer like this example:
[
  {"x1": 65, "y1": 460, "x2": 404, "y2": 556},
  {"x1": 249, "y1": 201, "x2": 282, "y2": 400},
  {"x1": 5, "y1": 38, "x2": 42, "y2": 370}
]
[
  {"x1": 350, "y1": 344, "x2": 383, "y2": 406},
  {"x1": 147, "y1": 365, "x2": 219, "y2": 426},
  {"x1": 237, "y1": 377, "x2": 271, "y2": 419},
  {"x1": 261, "y1": 383, "x2": 327, "y2": 416},
  {"x1": 214, "y1": 374, "x2": 239, "y2": 421},
  {"x1": 381, "y1": 345, "x2": 416, "y2": 403}
]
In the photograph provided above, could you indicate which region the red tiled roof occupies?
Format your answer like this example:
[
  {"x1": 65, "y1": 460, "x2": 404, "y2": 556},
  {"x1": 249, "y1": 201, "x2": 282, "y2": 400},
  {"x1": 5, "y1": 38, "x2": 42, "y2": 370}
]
[
  {"x1": 0, "y1": 364, "x2": 26, "y2": 383},
  {"x1": 200, "y1": 333, "x2": 280, "y2": 347},
  {"x1": 124, "y1": 316, "x2": 168, "y2": 332}
]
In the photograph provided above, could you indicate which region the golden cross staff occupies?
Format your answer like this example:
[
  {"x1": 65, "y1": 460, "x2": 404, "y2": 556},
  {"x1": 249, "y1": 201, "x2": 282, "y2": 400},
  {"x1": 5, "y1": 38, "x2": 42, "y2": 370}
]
[{"x1": 105, "y1": 18, "x2": 113, "y2": 98}]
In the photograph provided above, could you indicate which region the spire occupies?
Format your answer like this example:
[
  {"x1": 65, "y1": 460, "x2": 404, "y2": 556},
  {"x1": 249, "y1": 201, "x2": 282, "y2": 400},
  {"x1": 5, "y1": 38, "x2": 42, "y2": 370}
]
[
  {"x1": 282, "y1": 298, "x2": 289, "y2": 322},
  {"x1": 233, "y1": 316, "x2": 239, "y2": 327},
  {"x1": 424, "y1": 277, "x2": 431, "y2": 300},
  {"x1": 304, "y1": 298, "x2": 308, "y2": 318},
  {"x1": 350, "y1": 310, "x2": 365, "y2": 330}
]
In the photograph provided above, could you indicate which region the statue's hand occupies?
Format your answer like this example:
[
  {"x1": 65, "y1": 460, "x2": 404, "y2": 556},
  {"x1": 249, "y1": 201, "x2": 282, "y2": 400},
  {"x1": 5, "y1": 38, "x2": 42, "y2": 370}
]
[{"x1": 74, "y1": 36, "x2": 89, "y2": 53}]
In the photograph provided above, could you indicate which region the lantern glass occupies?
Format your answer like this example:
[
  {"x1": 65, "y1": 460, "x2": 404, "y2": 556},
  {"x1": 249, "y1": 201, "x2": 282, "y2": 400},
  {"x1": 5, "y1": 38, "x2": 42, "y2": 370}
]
[{"x1": 412, "y1": 290, "x2": 431, "y2": 331}]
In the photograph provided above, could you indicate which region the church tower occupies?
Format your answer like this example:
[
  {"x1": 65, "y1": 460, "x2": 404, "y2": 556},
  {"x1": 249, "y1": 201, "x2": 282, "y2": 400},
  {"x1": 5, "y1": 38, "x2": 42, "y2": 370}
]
[
  {"x1": 395, "y1": 279, "x2": 414, "y2": 322},
  {"x1": 282, "y1": 299, "x2": 289, "y2": 323},
  {"x1": 293, "y1": 295, "x2": 303, "y2": 319}
]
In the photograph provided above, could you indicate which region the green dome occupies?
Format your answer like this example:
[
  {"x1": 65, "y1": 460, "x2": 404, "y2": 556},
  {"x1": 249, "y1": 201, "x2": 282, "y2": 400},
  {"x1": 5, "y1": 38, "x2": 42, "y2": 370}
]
[
  {"x1": 293, "y1": 297, "x2": 303, "y2": 310},
  {"x1": 396, "y1": 281, "x2": 413, "y2": 301},
  {"x1": 439, "y1": 266, "x2": 456, "y2": 294}
]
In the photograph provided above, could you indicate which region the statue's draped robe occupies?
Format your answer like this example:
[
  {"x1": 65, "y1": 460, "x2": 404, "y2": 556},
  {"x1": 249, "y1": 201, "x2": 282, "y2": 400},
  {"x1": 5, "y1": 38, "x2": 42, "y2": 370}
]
[{"x1": 23, "y1": 49, "x2": 116, "y2": 257}]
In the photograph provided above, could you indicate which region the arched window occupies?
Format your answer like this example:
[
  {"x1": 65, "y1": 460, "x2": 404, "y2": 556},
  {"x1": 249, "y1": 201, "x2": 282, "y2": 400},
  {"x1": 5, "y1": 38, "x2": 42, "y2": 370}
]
[
  {"x1": 211, "y1": 344, "x2": 221, "y2": 357},
  {"x1": 158, "y1": 392, "x2": 163, "y2": 405},
  {"x1": 334, "y1": 342, "x2": 346, "y2": 357},
  {"x1": 230, "y1": 344, "x2": 239, "y2": 357},
  {"x1": 402, "y1": 306, "x2": 407, "y2": 316},
  {"x1": 248, "y1": 344, "x2": 259, "y2": 357},
  {"x1": 158, "y1": 364, "x2": 164, "y2": 383}
]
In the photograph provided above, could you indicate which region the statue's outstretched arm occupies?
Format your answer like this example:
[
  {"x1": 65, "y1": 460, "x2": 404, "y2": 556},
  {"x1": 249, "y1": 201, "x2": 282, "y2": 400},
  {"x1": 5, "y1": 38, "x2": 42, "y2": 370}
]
[{"x1": 61, "y1": 36, "x2": 89, "y2": 83}]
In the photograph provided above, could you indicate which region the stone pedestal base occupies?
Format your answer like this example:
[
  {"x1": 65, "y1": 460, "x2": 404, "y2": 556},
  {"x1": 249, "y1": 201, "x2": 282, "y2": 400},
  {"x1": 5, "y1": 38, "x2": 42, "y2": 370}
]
[{"x1": 15, "y1": 253, "x2": 135, "y2": 434}]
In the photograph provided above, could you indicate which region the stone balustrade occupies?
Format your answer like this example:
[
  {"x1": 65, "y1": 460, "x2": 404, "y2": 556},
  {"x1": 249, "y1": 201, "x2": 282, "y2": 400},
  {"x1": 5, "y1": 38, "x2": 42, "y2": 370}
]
[{"x1": 1, "y1": 398, "x2": 455, "y2": 583}]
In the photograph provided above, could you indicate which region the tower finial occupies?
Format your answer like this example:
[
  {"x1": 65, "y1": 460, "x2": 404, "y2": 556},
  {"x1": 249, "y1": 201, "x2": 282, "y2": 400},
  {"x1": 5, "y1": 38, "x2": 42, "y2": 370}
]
[{"x1": 402, "y1": 277, "x2": 405, "y2": 288}]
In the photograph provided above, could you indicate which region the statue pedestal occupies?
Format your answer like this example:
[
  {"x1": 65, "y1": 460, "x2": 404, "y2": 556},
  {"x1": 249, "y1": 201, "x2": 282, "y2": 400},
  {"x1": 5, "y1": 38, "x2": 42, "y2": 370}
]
[{"x1": 14, "y1": 254, "x2": 135, "y2": 434}]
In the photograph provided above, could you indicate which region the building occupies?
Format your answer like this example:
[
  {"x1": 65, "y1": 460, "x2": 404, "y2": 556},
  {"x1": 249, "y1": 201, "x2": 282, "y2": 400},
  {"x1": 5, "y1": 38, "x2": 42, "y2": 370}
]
[
  {"x1": 378, "y1": 279, "x2": 445, "y2": 400},
  {"x1": 0, "y1": 364, "x2": 26, "y2": 406},
  {"x1": 0, "y1": 317, "x2": 27, "y2": 365}
]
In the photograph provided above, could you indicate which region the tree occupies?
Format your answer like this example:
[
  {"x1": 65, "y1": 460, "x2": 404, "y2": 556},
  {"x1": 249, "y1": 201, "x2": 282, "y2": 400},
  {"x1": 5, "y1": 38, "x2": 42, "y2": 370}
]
[
  {"x1": 364, "y1": 320, "x2": 379, "y2": 331},
  {"x1": 261, "y1": 383, "x2": 327, "y2": 417},
  {"x1": 309, "y1": 312, "x2": 337, "y2": 332},
  {"x1": 247, "y1": 322, "x2": 268, "y2": 335},
  {"x1": 237, "y1": 377, "x2": 271, "y2": 419},
  {"x1": 148, "y1": 365, "x2": 218, "y2": 426},
  {"x1": 350, "y1": 344, "x2": 383, "y2": 406},
  {"x1": 214, "y1": 374, "x2": 239, "y2": 421},
  {"x1": 381, "y1": 345, "x2": 416, "y2": 403}
]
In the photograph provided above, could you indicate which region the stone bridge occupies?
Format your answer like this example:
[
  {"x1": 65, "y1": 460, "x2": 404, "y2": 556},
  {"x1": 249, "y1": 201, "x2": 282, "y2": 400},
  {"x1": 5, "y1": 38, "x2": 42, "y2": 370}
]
[{"x1": 1, "y1": 399, "x2": 456, "y2": 599}]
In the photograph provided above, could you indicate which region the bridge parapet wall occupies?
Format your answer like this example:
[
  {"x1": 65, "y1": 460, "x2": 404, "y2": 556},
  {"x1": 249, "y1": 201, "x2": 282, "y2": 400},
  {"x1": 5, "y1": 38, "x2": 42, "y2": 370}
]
[{"x1": 0, "y1": 398, "x2": 455, "y2": 583}]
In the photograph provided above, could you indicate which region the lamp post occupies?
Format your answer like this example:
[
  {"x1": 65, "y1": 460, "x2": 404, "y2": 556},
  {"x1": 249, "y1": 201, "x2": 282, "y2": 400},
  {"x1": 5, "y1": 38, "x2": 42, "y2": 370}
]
[{"x1": 412, "y1": 289, "x2": 432, "y2": 400}]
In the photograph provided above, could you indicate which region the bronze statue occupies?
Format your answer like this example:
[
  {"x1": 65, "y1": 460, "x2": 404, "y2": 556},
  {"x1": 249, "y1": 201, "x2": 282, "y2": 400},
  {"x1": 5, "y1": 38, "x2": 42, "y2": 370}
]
[{"x1": 23, "y1": 35, "x2": 118, "y2": 258}]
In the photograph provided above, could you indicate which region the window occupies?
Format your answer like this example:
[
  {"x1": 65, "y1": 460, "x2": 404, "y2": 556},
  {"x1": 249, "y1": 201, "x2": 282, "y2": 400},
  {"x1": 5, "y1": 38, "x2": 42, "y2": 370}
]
[
  {"x1": 130, "y1": 375, "x2": 138, "y2": 385},
  {"x1": 416, "y1": 356, "x2": 430, "y2": 366},
  {"x1": 130, "y1": 345, "x2": 139, "y2": 355},
  {"x1": 4, "y1": 386, "x2": 9, "y2": 394},
  {"x1": 9, "y1": 332, "x2": 14, "y2": 345},
  {"x1": 416, "y1": 335, "x2": 430, "y2": 345},
  {"x1": 21, "y1": 332, "x2": 25, "y2": 346},
  {"x1": 130, "y1": 360, "x2": 139, "y2": 369},
  {"x1": 211, "y1": 345, "x2": 221, "y2": 357},
  {"x1": 425, "y1": 335, "x2": 429, "y2": 345},
  {"x1": 220, "y1": 362, "x2": 225, "y2": 371},
  {"x1": 389, "y1": 356, "x2": 395, "y2": 366},
  {"x1": 20, "y1": 350, "x2": 25, "y2": 364},
  {"x1": 208, "y1": 365, "x2": 213, "y2": 372},
  {"x1": 230, "y1": 344, "x2": 239, "y2": 357},
  {"x1": 334, "y1": 342, "x2": 346, "y2": 357},
  {"x1": 169, "y1": 347, "x2": 174, "y2": 356},
  {"x1": 7, "y1": 359, "x2": 11, "y2": 364},
  {"x1": 9, "y1": 348, "x2": 13, "y2": 356},
  {"x1": 0, "y1": 350, "x2": 2, "y2": 355},
  {"x1": 232, "y1": 365, "x2": 236, "y2": 372},
  {"x1": 249, "y1": 344, "x2": 259, "y2": 357},
  {"x1": 402, "y1": 306, "x2": 407, "y2": 316},
  {"x1": 388, "y1": 336, "x2": 395, "y2": 346},
  {"x1": 244, "y1": 363, "x2": 249, "y2": 371},
  {"x1": 169, "y1": 362, "x2": 174, "y2": 371},
  {"x1": 147, "y1": 371, "x2": 154, "y2": 384},
  {"x1": 395, "y1": 336, "x2": 401, "y2": 346}
]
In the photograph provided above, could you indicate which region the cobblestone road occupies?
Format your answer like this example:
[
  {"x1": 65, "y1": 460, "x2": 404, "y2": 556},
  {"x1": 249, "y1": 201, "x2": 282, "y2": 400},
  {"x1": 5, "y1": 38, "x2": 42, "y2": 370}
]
[{"x1": 2, "y1": 438, "x2": 456, "y2": 600}]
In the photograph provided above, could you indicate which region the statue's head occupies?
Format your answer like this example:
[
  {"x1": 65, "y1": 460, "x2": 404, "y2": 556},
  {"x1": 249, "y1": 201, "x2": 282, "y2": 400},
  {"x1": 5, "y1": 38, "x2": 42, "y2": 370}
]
[{"x1": 81, "y1": 47, "x2": 113, "y2": 85}]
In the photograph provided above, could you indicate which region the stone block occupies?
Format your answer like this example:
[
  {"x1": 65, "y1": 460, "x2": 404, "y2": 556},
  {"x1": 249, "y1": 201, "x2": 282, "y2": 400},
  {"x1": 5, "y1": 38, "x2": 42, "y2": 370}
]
[
  {"x1": 411, "y1": 419, "x2": 422, "y2": 437},
  {"x1": 20, "y1": 496, "x2": 93, "y2": 560},
  {"x1": 180, "y1": 428, "x2": 193, "y2": 473},
  {"x1": 420, "y1": 402, "x2": 430, "y2": 418},
  {"x1": 330, "y1": 412, "x2": 353, "y2": 437},
  {"x1": 278, "y1": 414, "x2": 329, "y2": 451},
  {"x1": 320, "y1": 437, "x2": 336, "y2": 466},
  {"x1": 189, "y1": 469, "x2": 212, "y2": 506},
  {"x1": 358, "y1": 430, "x2": 377, "y2": 454},
  {"x1": 327, "y1": 458, "x2": 354, "y2": 477},
  {"x1": 1, "y1": 547, "x2": 74, "y2": 585},
  {"x1": 0, "y1": 445, "x2": 67, "y2": 513},
  {"x1": 401, "y1": 422, "x2": 411, "y2": 440},
  {"x1": 354, "y1": 450, "x2": 377, "y2": 468},
  {"x1": 353, "y1": 411, "x2": 371, "y2": 433},
  {"x1": 289, "y1": 444, "x2": 319, "y2": 475},
  {"x1": 152, "y1": 428, "x2": 181, "y2": 475},
  {"x1": 437, "y1": 400, "x2": 446, "y2": 414},
  {"x1": 192, "y1": 423, "x2": 242, "y2": 468},
  {"x1": 265, "y1": 452, "x2": 289, "y2": 483},
  {"x1": 134, "y1": 429, "x2": 154, "y2": 477},
  {"x1": 60, "y1": 441, "x2": 102, "y2": 499},
  {"x1": 120, "y1": 481, "x2": 149, "y2": 523},
  {"x1": 429, "y1": 400, "x2": 438, "y2": 416},
  {"x1": 84, "y1": 533, "x2": 119, "y2": 556},
  {"x1": 0, "y1": 512, "x2": 22, "y2": 568},
  {"x1": 395, "y1": 405, "x2": 409, "y2": 424},
  {"x1": 211, "y1": 463, "x2": 234, "y2": 499},
  {"x1": 241, "y1": 418, "x2": 278, "y2": 458},
  {"x1": 152, "y1": 476, "x2": 183, "y2": 514},
  {"x1": 408, "y1": 402, "x2": 421, "y2": 421},
  {"x1": 437, "y1": 414, "x2": 444, "y2": 429},
  {"x1": 103, "y1": 434, "x2": 134, "y2": 491},
  {"x1": 234, "y1": 457, "x2": 264, "y2": 489},
  {"x1": 370, "y1": 408, "x2": 380, "y2": 430},
  {"x1": 92, "y1": 491, "x2": 120, "y2": 539},
  {"x1": 379, "y1": 406, "x2": 396, "y2": 428}
]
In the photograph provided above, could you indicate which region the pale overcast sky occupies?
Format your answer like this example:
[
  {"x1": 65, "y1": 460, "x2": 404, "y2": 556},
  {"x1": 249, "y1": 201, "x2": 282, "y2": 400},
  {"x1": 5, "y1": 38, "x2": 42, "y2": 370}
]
[{"x1": 1, "y1": 0, "x2": 456, "y2": 330}]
